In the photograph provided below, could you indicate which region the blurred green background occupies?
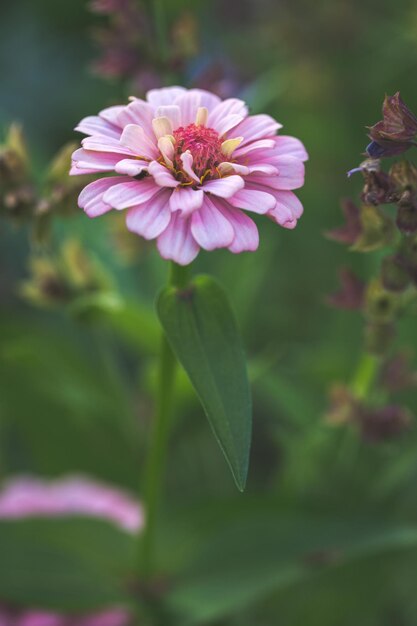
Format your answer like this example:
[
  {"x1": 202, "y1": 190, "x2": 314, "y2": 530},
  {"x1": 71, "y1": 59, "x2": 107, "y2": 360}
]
[{"x1": 2, "y1": 0, "x2": 417, "y2": 624}]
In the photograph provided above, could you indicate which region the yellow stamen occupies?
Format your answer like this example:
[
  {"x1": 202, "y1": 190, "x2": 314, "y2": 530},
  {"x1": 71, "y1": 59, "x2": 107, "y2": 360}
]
[
  {"x1": 152, "y1": 116, "x2": 174, "y2": 139},
  {"x1": 221, "y1": 137, "x2": 244, "y2": 158},
  {"x1": 196, "y1": 107, "x2": 209, "y2": 127}
]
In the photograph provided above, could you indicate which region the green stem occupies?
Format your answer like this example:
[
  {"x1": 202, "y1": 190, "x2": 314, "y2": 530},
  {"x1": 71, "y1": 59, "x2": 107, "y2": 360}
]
[
  {"x1": 351, "y1": 352, "x2": 380, "y2": 400},
  {"x1": 139, "y1": 262, "x2": 190, "y2": 578}
]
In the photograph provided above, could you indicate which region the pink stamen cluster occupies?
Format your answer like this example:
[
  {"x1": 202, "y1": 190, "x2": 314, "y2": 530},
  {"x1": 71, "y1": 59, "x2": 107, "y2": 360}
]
[{"x1": 172, "y1": 123, "x2": 223, "y2": 181}]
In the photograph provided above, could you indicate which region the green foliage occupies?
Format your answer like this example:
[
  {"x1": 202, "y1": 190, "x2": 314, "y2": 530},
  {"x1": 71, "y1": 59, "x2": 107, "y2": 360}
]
[
  {"x1": 0, "y1": 518, "x2": 133, "y2": 610},
  {"x1": 157, "y1": 275, "x2": 252, "y2": 491}
]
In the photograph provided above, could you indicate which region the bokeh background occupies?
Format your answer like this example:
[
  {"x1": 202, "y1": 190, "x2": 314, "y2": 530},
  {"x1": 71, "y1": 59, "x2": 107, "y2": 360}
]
[{"x1": 2, "y1": 0, "x2": 417, "y2": 624}]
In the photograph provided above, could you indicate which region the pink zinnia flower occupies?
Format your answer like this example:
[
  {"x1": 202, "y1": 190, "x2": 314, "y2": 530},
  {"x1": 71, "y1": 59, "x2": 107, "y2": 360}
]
[
  {"x1": 71, "y1": 87, "x2": 308, "y2": 265},
  {"x1": 0, "y1": 476, "x2": 142, "y2": 626}
]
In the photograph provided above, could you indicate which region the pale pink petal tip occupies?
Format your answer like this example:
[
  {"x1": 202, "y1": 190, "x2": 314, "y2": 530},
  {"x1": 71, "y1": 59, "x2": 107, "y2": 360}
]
[
  {"x1": 0, "y1": 475, "x2": 143, "y2": 533},
  {"x1": 71, "y1": 86, "x2": 307, "y2": 263}
]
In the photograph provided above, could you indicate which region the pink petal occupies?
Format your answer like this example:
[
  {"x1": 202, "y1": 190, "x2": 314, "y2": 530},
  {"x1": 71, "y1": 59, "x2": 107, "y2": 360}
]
[
  {"x1": 102, "y1": 179, "x2": 159, "y2": 209},
  {"x1": 175, "y1": 91, "x2": 204, "y2": 126},
  {"x1": 214, "y1": 114, "x2": 245, "y2": 137},
  {"x1": 119, "y1": 124, "x2": 158, "y2": 160},
  {"x1": 170, "y1": 187, "x2": 204, "y2": 216},
  {"x1": 247, "y1": 163, "x2": 279, "y2": 176},
  {"x1": 146, "y1": 86, "x2": 187, "y2": 108},
  {"x1": 202, "y1": 175, "x2": 245, "y2": 198},
  {"x1": 180, "y1": 89, "x2": 221, "y2": 111},
  {"x1": 155, "y1": 105, "x2": 181, "y2": 130},
  {"x1": 218, "y1": 162, "x2": 250, "y2": 176},
  {"x1": 180, "y1": 151, "x2": 200, "y2": 183},
  {"x1": 75, "y1": 116, "x2": 121, "y2": 139},
  {"x1": 70, "y1": 164, "x2": 98, "y2": 176},
  {"x1": 99, "y1": 105, "x2": 125, "y2": 126},
  {"x1": 233, "y1": 138, "x2": 276, "y2": 158},
  {"x1": 228, "y1": 188, "x2": 276, "y2": 214},
  {"x1": 192, "y1": 89, "x2": 221, "y2": 111},
  {"x1": 231, "y1": 114, "x2": 282, "y2": 144},
  {"x1": 115, "y1": 159, "x2": 149, "y2": 176},
  {"x1": 71, "y1": 148, "x2": 122, "y2": 172},
  {"x1": 115, "y1": 99, "x2": 154, "y2": 135},
  {"x1": 268, "y1": 190, "x2": 304, "y2": 219},
  {"x1": 126, "y1": 189, "x2": 172, "y2": 239},
  {"x1": 82, "y1": 136, "x2": 133, "y2": 155},
  {"x1": 213, "y1": 198, "x2": 259, "y2": 253},
  {"x1": 208, "y1": 98, "x2": 249, "y2": 129},
  {"x1": 273, "y1": 136, "x2": 308, "y2": 161},
  {"x1": 148, "y1": 161, "x2": 180, "y2": 188},
  {"x1": 157, "y1": 212, "x2": 199, "y2": 265},
  {"x1": 268, "y1": 207, "x2": 298, "y2": 229},
  {"x1": 191, "y1": 197, "x2": 235, "y2": 250},
  {"x1": 79, "y1": 176, "x2": 129, "y2": 217},
  {"x1": 251, "y1": 156, "x2": 305, "y2": 190},
  {"x1": 19, "y1": 611, "x2": 63, "y2": 626}
]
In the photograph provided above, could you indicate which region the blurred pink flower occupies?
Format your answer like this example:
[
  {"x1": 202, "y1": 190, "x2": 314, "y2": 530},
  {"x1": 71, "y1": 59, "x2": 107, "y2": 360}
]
[
  {"x1": 0, "y1": 476, "x2": 142, "y2": 626},
  {"x1": 71, "y1": 87, "x2": 308, "y2": 265},
  {"x1": 0, "y1": 475, "x2": 143, "y2": 532}
]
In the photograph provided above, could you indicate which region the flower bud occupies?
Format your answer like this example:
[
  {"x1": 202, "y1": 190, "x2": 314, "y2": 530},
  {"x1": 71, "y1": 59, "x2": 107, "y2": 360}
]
[
  {"x1": 364, "y1": 280, "x2": 399, "y2": 323},
  {"x1": 325, "y1": 384, "x2": 357, "y2": 426},
  {"x1": 381, "y1": 254, "x2": 410, "y2": 292},
  {"x1": 361, "y1": 169, "x2": 397, "y2": 205},
  {"x1": 351, "y1": 205, "x2": 395, "y2": 252},
  {"x1": 389, "y1": 160, "x2": 417, "y2": 192},
  {"x1": 379, "y1": 351, "x2": 417, "y2": 392},
  {"x1": 325, "y1": 198, "x2": 361, "y2": 245},
  {"x1": 327, "y1": 268, "x2": 365, "y2": 310},
  {"x1": 367, "y1": 92, "x2": 417, "y2": 158},
  {"x1": 364, "y1": 322, "x2": 395, "y2": 355},
  {"x1": 396, "y1": 192, "x2": 417, "y2": 234},
  {"x1": 358, "y1": 404, "x2": 411, "y2": 443}
]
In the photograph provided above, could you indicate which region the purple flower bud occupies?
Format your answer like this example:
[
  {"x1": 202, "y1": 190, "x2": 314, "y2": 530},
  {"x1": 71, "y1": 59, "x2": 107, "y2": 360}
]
[
  {"x1": 325, "y1": 198, "x2": 362, "y2": 245},
  {"x1": 327, "y1": 268, "x2": 365, "y2": 310},
  {"x1": 379, "y1": 352, "x2": 417, "y2": 393},
  {"x1": 358, "y1": 404, "x2": 411, "y2": 443},
  {"x1": 367, "y1": 93, "x2": 417, "y2": 159}
]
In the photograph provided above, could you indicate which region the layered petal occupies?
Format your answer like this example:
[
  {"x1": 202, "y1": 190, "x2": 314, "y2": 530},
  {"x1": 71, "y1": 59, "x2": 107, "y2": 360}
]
[
  {"x1": 78, "y1": 176, "x2": 129, "y2": 217},
  {"x1": 231, "y1": 114, "x2": 282, "y2": 145},
  {"x1": 202, "y1": 175, "x2": 244, "y2": 198},
  {"x1": 103, "y1": 178, "x2": 160, "y2": 209},
  {"x1": 208, "y1": 98, "x2": 249, "y2": 130},
  {"x1": 75, "y1": 115, "x2": 121, "y2": 139},
  {"x1": 115, "y1": 159, "x2": 149, "y2": 176},
  {"x1": 228, "y1": 188, "x2": 276, "y2": 214},
  {"x1": 116, "y1": 100, "x2": 154, "y2": 136},
  {"x1": 250, "y1": 156, "x2": 305, "y2": 190},
  {"x1": 213, "y1": 198, "x2": 259, "y2": 253},
  {"x1": 148, "y1": 161, "x2": 180, "y2": 187},
  {"x1": 126, "y1": 189, "x2": 171, "y2": 239},
  {"x1": 146, "y1": 86, "x2": 187, "y2": 108},
  {"x1": 119, "y1": 124, "x2": 159, "y2": 160},
  {"x1": 71, "y1": 149, "x2": 123, "y2": 173},
  {"x1": 157, "y1": 212, "x2": 199, "y2": 265},
  {"x1": 272, "y1": 135, "x2": 309, "y2": 161},
  {"x1": 191, "y1": 196, "x2": 235, "y2": 250},
  {"x1": 170, "y1": 187, "x2": 204, "y2": 216}
]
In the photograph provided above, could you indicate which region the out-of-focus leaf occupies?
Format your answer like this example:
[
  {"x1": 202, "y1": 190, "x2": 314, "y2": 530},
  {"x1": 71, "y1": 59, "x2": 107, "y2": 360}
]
[
  {"x1": 167, "y1": 508, "x2": 417, "y2": 624},
  {"x1": 0, "y1": 517, "x2": 134, "y2": 610},
  {"x1": 157, "y1": 275, "x2": 252, "y2": 491},
  {"x1": 0, "y1": 317, "x2": 138, "y2": 488}
]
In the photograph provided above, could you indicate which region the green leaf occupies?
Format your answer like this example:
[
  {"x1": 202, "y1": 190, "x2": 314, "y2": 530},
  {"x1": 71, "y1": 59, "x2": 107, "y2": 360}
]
[
  {"x1": 167, "y1": 507, "x2": 417, "y2": 624},
  {"x1": 0, "y1": 517, "x2": 134, "y2": 611},
  {"x1": 157, "y1": 274, "x2": 252, "y2": 491}
]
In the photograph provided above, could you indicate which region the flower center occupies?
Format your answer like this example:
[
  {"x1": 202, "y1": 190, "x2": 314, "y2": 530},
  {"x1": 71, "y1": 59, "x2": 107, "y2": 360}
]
[{"x1": 173, "y1": 123, "x2": 223, "y2": 180}]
